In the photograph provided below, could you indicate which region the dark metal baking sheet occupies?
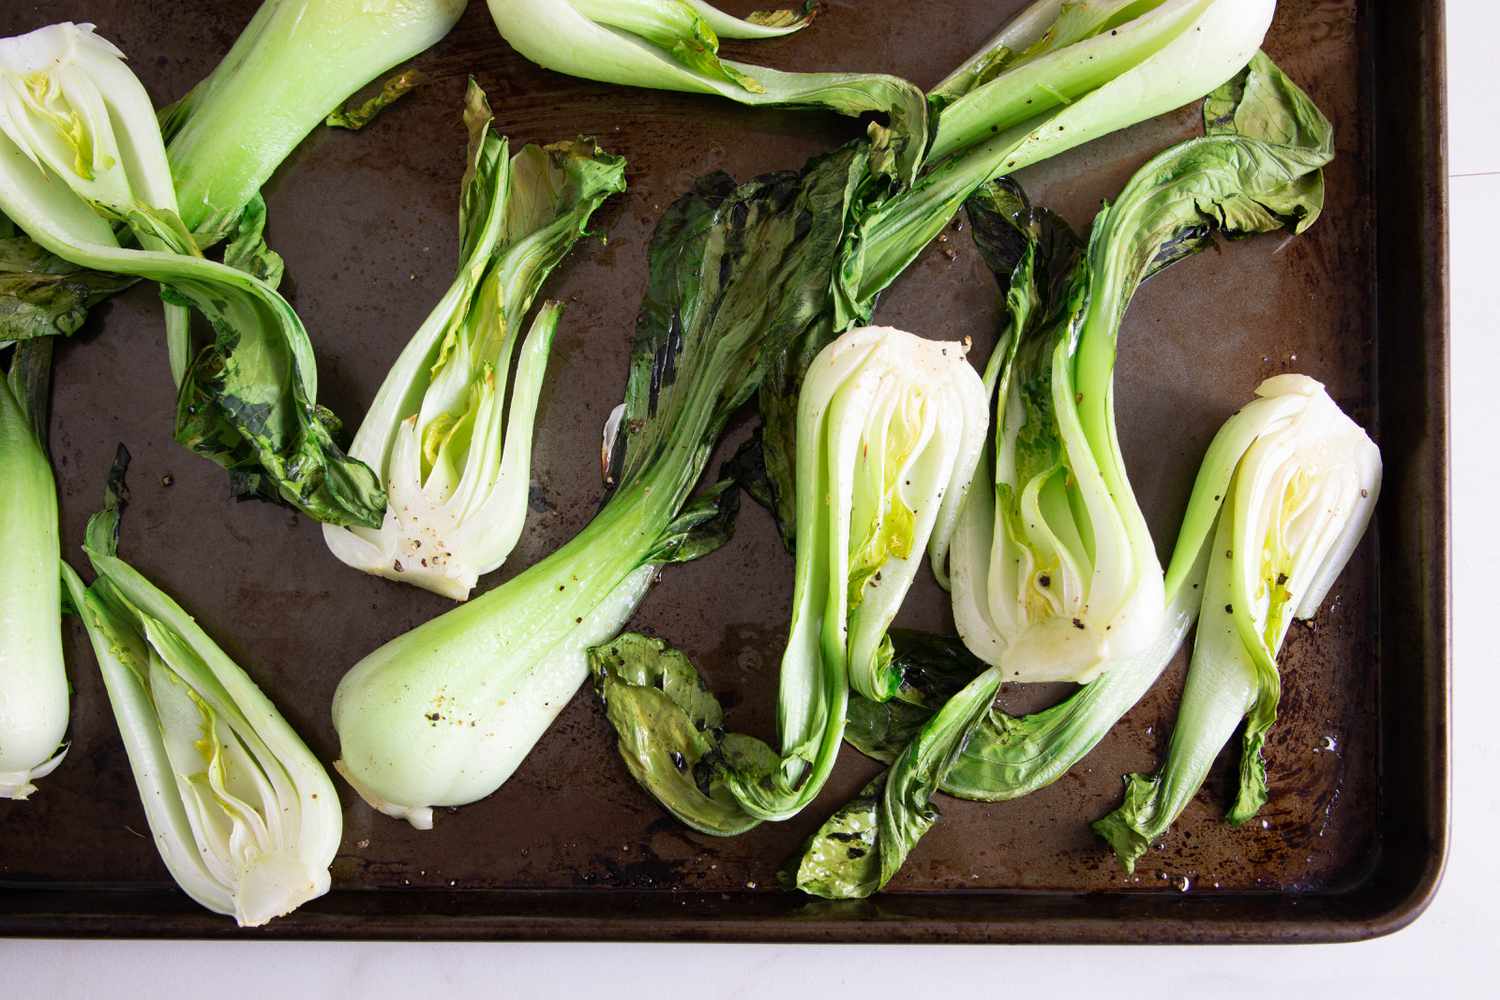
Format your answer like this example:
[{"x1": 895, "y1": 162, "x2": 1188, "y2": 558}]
[{"x1": 0, "y1": 0, "x2": 1448, "y2": 942}]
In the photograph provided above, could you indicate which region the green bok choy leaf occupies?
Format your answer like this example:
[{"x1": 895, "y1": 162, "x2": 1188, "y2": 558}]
[
  {"x1": 0, "y1": 23, "x2": 385, "y2": 527},
  {"x1": 0, "y1": 339, "x2": 68, "y2": 800},
  {"x1": 323, "y1": 80, "x2": 627, "y2": 600},
  {"x1": 61, "y1": 451, "x2": 342, "y2": 926}
]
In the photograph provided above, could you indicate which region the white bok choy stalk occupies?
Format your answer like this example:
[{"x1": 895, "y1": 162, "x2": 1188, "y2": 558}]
[
  {"x1": 485, "y1": 0, "x2": 928, "y2": 185},
  {"x1": 323, "y1": 81, "x2": 627, "y2": 600},
  {"x1": 0, "y1": 23, "x2": 386, "y2": 528},
  {"x1": 61, "y1": 452, "x2": 342, "y2": 927},
  {"x1": 1092, "y1": 374, "x2": 1380, "y2": 872},
  {"x1": 0, "y1": 340, "x2": 67, "y2": 800},
  {"x1": 589, "y1": 326, "x2": 987, "y2": 836}
]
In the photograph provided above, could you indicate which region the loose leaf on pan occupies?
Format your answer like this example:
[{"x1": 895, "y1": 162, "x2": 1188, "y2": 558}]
[
  {"x1": 790, "y1": 772, "x2": 884, "y2": 898},
  {"x1": 325, "y1": 68, "x2": 428, "y2": 130},
  {"x1": 793, "y1": 663, "x2": 995, "y2": 899},
  {"x1": 591, "y1": 633, "x2": 775, "y2": 837}
]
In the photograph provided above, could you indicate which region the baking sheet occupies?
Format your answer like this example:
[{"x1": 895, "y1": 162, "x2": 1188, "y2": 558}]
[{"x1": 0, "y1": 0, "x2": 1448, "y2": 942}]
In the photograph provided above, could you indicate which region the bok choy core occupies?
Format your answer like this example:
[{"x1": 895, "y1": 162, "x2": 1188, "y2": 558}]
[
  {"x1": 0, "y1": 340, "x2": 67, "y2": 800},
  {"x1": 324, "y1": 81, "x2": 627, "y2": 600},
  {"x1": 486, "y1": 0, "x2": 929, "y2": 185},
  {"x1": 1092, "y1": 375, "x2": 1380, "y2": 872},
  {"x1": 61, "y1": 453, "x2": 342, "y2": 926},
  {"x1": 331, "y1": 142, "x2": 880, "y2": 829},
  {"x1": 792, "y1": 51, "x2": 1339, "y2": 898},
  {"x1": 0, "y1": 22, "x2": 385, "y2": 528}
]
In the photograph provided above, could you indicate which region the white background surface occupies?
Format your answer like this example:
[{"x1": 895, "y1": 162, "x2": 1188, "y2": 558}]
[{"x1": 5, "y1": 4, "x2": 1495, "y2": 997}]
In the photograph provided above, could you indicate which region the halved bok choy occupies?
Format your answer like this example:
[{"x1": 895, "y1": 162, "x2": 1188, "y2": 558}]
[
  {"x1": 0, "y1": 340, "x2": 67, "y2": 800},
  {"x1": 0, "y1": 22, "x2": 385, "y2": 527},
  {"x1": 1092, "y1": 374, "x2": 1380, "y2": 871},
  {"x1": 62, "y1": 452, "x2": 342, "y2": 926},
  {"x1": 323, "y1": 80, "x2": 627, "y2": 600}
]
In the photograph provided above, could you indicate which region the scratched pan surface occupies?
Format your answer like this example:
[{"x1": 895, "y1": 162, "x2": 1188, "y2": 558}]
[{"x1": 0, "y1": 1, "x2": 1447, "y2": 942}]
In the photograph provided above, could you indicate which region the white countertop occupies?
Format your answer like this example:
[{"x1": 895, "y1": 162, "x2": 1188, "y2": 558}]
[{"x1": 6, "y1": 4, "x2": 1495, "y2": 996}]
